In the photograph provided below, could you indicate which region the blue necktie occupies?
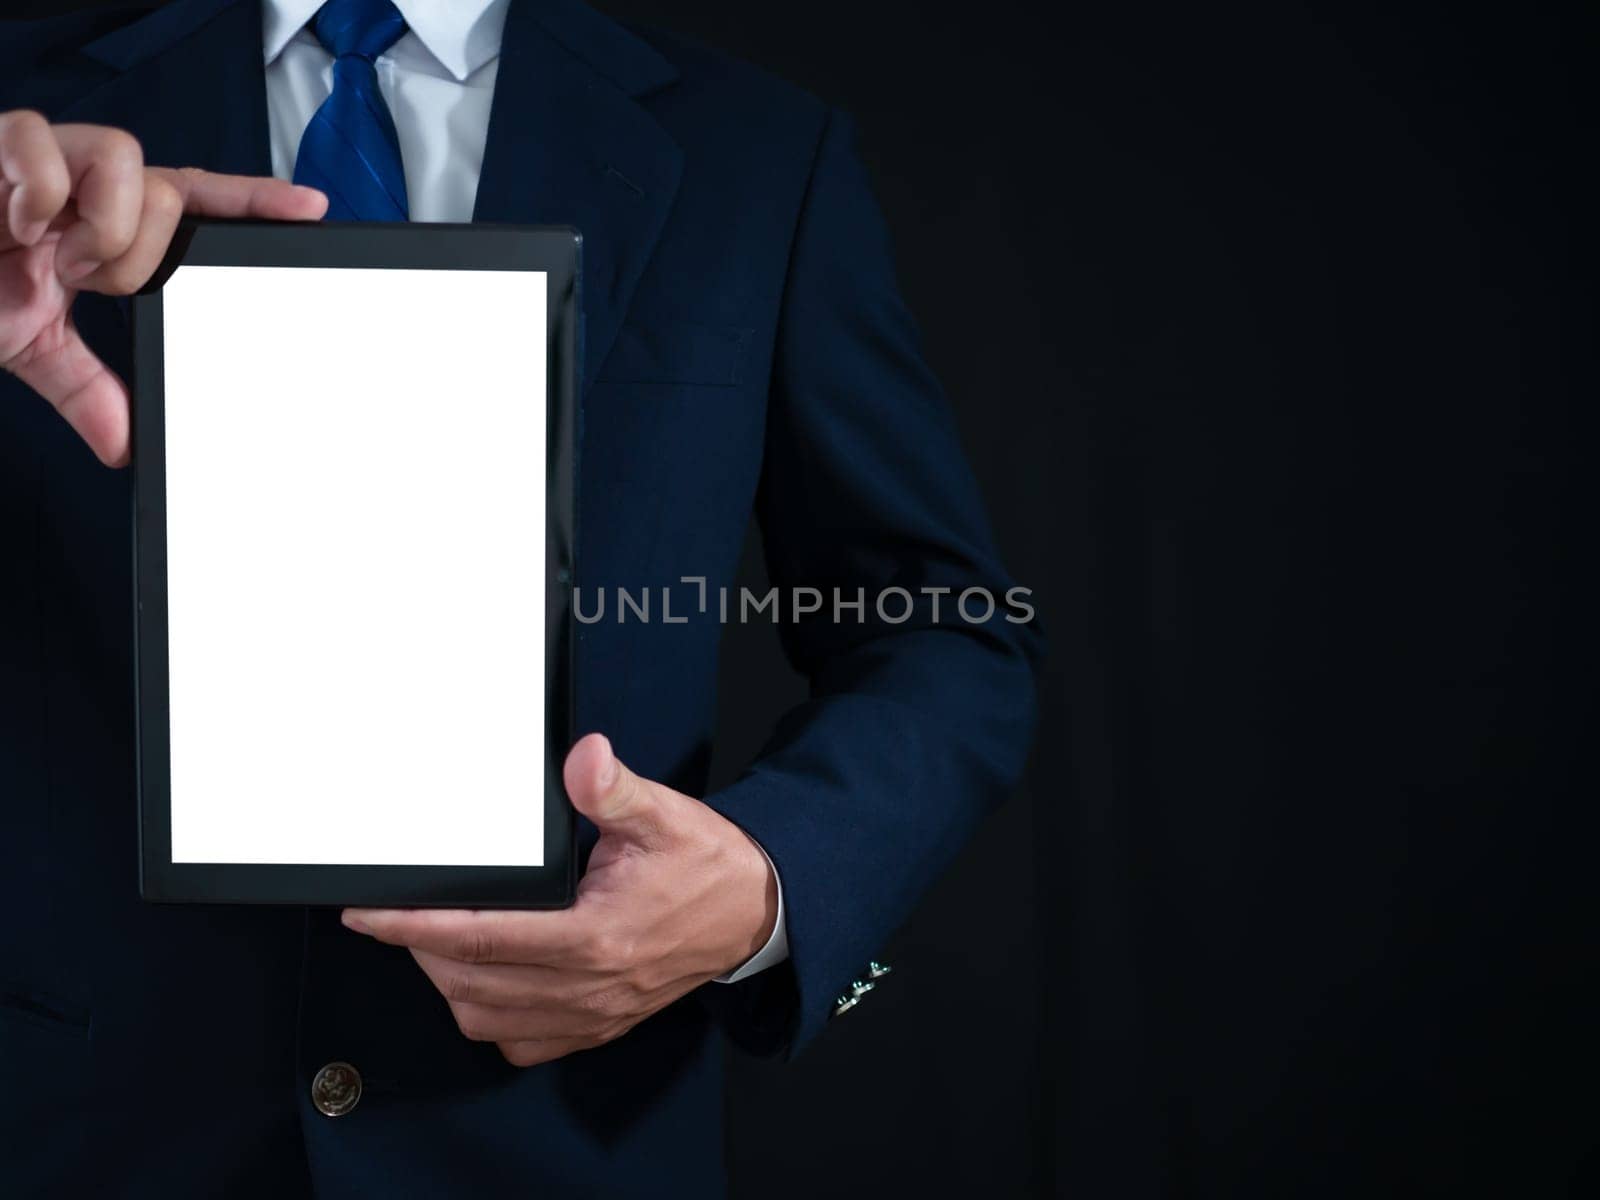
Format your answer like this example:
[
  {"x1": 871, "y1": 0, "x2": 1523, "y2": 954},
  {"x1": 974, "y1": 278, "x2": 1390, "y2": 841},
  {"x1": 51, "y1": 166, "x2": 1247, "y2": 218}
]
[{"x1": 292, "y1": 0, "x2": 410, "y2": 221}]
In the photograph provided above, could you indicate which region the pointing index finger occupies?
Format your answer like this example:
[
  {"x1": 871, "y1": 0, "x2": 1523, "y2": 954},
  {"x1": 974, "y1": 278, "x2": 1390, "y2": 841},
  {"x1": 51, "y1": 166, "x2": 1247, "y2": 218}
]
[{"x1": 150, "y1": 166, "x2": 327, "y2": 221}]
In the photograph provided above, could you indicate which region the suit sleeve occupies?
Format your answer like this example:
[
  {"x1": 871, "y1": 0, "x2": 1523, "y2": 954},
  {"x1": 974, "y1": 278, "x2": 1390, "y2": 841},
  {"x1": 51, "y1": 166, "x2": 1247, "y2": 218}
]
[{"x1": 699, "y1": 108, "x2": 1044, "y2": 1058}]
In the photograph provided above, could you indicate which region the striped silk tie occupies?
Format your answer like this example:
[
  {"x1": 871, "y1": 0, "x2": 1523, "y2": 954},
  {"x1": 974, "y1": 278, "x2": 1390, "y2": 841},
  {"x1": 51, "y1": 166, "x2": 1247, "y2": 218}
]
[{"x1": 292, "y1": 0, "x2": 410, "y2": 221}]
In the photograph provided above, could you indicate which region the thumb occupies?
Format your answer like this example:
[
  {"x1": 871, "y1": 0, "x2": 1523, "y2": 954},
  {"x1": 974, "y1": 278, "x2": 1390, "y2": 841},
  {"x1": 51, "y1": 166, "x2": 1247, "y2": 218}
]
[
  {"x1": 564, "y1": 732, "x2": 673, "y2": 845},
  {"x1": 7, "y1": 321, "x2": 131, "y2": 467}
]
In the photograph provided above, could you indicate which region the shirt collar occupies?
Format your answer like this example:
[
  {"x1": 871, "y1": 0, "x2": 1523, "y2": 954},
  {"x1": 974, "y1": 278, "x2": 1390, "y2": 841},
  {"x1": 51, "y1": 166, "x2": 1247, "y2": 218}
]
[{"x1": 262, "y1": 0, "x2": 510, "y2": 82}]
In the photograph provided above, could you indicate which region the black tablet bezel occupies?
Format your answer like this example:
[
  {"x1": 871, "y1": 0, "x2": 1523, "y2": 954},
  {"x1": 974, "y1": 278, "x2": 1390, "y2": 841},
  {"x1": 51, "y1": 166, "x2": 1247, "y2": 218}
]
[{"x1": 131, "y1": 219, "x2": 580, "y2": 908}]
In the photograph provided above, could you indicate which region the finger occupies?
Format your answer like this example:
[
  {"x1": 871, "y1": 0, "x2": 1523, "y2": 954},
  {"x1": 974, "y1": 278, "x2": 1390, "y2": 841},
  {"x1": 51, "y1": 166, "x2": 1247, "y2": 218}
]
[
  {"x1": 7, "y1": 321, "x2": 130, "y2": 466},
  {"x1": 0, "y1": 110, "x2": 70, "y2": 248},
  {"x1": 563, "y1": 732, "x2": 676, "y2": 847},
  {"x1": 74, "y1": 170, "x2": 183, "y2": 296},
  {"x1": 150, "y1": 166, "x2": 326, "y2": 221},
  {"x1": 449, "y1": 999, "x2": 593, "y2": 1044},
  {"x1": 410, "y1": 947, "x2": 581, "y2": 1009},
  {"x1": 343, "y1": 907, "x2": 602, "y2": 967},
  {"x1": 497, "y1": 1037, "x2": 593, "y2": 1069},
  {"x1": 49, "y1": 124, "x2": 145, "y2": 283}
]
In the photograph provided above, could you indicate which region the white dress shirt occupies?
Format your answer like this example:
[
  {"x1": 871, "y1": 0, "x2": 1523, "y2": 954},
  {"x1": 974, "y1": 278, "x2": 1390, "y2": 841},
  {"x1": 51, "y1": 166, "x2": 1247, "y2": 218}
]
[{"x1": 259, "y1": 0, "x2": 789, "y2": 982}]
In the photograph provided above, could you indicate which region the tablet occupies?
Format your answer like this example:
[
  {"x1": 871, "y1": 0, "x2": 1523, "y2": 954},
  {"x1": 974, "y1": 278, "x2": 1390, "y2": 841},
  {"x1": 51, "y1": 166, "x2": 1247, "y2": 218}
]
[{"x1": 131, "y1": 219, "x2": 579, "y2": 908}]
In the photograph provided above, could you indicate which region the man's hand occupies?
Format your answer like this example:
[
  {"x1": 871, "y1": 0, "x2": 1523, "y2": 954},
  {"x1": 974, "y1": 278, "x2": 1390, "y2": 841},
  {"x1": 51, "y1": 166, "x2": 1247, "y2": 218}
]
[
  {"x1": 0, "y1": 110, "x2": 327, "y2": 466},
  {"x1": 341, "y1": 733, "x2": 781, "y2": 1068}
]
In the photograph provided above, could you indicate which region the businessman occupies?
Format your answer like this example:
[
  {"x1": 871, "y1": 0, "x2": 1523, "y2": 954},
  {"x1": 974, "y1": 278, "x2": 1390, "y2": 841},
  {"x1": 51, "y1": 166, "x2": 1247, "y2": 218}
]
[{"x1": 0, "y1": 0, "x2": 1039, "y2": 1195}]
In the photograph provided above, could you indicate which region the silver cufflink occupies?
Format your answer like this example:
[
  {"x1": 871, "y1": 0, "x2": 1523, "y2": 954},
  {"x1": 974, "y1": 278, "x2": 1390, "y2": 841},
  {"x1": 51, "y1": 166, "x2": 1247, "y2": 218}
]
[
  {"x1": 832, "y1": 962, "x2": 893, "y2": 1017},
  {"x1": 833, "y1": 975, "x2": 879, "y2": 1016}
]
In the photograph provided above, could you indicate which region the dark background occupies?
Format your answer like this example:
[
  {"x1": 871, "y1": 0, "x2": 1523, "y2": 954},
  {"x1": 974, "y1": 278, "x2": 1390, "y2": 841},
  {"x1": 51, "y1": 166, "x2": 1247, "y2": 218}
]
[
  {"x1": 636, "y1": 3, "x2": 1587, "y2": 1196},
  {"x1": 18, "y1": 1, "x2": 1592, "y2": 1195}
]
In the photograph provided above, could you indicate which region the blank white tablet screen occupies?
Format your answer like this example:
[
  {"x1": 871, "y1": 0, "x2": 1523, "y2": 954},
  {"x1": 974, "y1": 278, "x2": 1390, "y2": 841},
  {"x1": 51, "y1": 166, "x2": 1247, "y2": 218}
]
[{"x1": 161, "y1": 265, "x2": 546, "y2": 867}]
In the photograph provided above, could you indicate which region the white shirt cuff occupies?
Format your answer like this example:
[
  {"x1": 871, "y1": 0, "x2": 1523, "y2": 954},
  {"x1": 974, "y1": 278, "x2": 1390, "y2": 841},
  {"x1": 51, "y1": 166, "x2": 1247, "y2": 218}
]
[{"x1": 712, "y1": 840, "x2": 789, "y2": 984}]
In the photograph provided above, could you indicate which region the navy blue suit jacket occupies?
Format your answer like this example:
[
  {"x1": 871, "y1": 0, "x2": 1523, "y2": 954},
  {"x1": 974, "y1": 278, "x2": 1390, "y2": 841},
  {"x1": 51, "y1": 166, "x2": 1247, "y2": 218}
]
[{"x1": 0, "y1": 0, "x2": 1040, "y2": 1194}]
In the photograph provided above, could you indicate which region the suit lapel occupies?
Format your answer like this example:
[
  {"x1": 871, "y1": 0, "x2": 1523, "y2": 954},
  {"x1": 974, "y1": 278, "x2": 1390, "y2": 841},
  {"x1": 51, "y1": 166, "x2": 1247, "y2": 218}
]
[
  {"x1": 72, "y1": 0, "x2": 271, "y2": 177},
  {"x1": 473, "y1": 0, "x2": 684, "y2": 392}
]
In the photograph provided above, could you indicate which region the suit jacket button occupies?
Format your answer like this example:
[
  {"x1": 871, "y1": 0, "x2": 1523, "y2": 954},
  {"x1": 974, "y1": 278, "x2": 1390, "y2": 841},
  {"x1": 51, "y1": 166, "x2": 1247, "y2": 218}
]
[{"x1": 311, "y1": 1062, "x2": 362, "y2": 1117}]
